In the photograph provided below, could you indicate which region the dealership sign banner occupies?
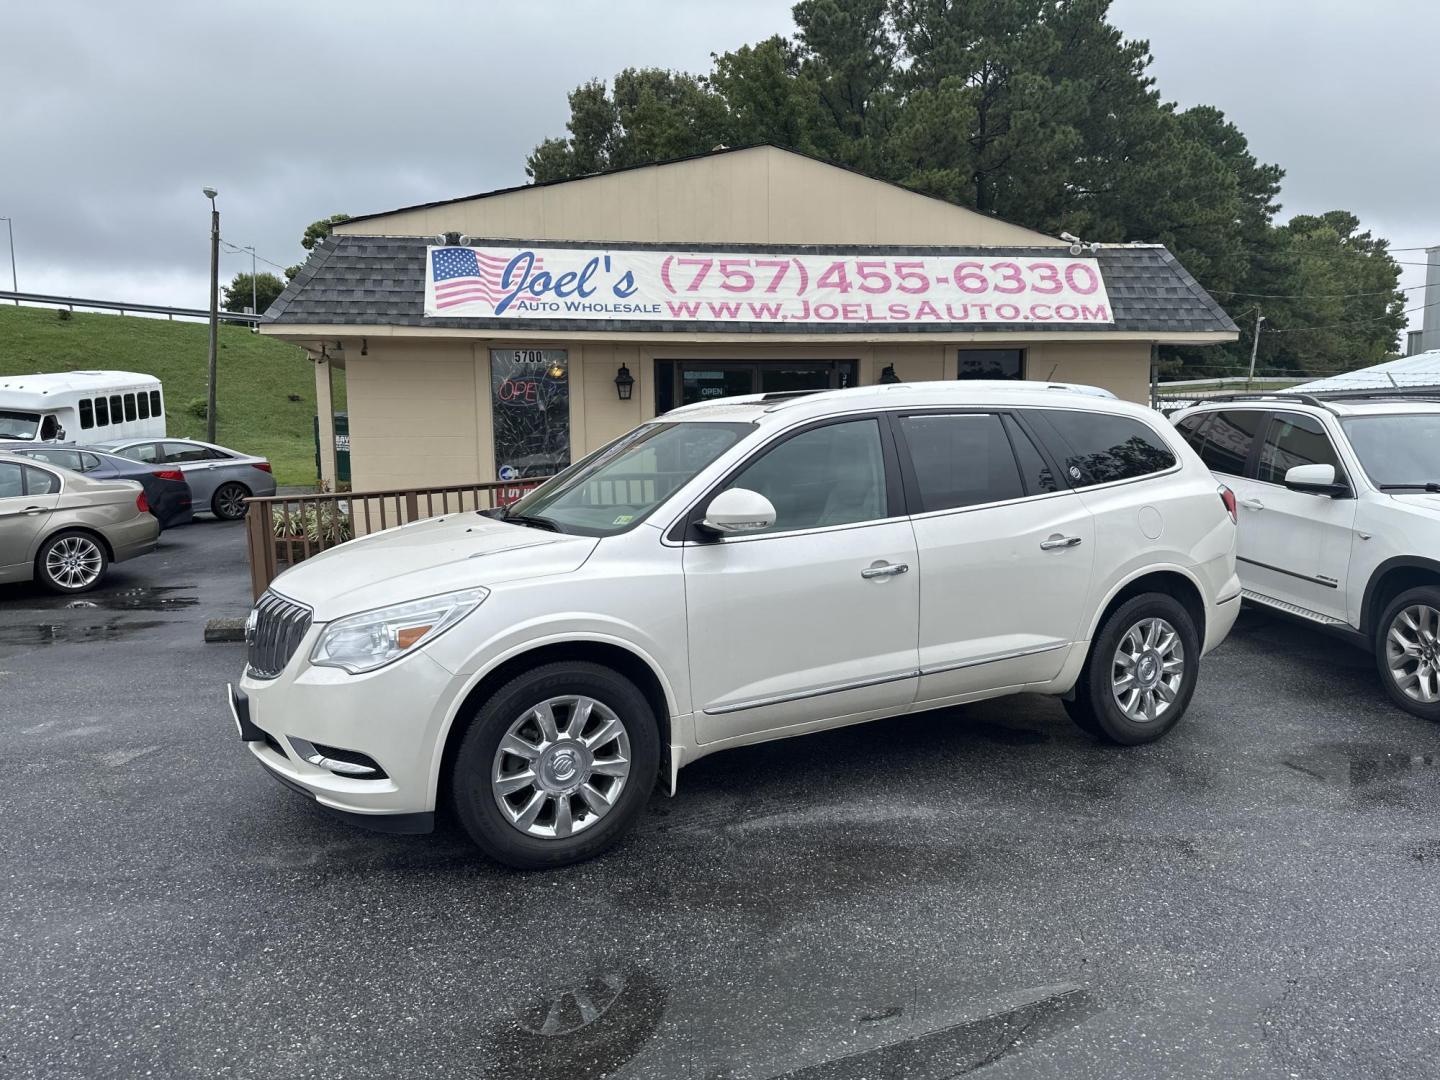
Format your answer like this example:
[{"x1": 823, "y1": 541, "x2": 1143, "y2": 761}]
[{"x1": 425, "y1": 246, "x2": 1114, "y2": 325}]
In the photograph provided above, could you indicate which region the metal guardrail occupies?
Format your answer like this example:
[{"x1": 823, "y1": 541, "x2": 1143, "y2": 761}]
[
  {"x1": 242, "y1": 480, "x2": 542, "y2": 599},
  {"x1": 0, "y1": 290, "x2": 262, "y2": 324}
]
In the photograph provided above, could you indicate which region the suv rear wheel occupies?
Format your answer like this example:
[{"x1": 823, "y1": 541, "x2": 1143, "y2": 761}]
[
  {"x1": 1376, "y1": 586, "x2": 1440, "y2": 721},
  {"x1": 451, "y1": 662, "x2": 660, "y2": 869},
  {"x1": 1064, "y1": 593, "x2": 1201, "y2": 745}
]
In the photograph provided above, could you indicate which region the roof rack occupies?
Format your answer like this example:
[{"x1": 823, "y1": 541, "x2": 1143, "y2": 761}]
[
  {"x1": 757, "y1": 389, "x2": 829, "y2": 401},
  {"x1": 1168, "y1": 387, "x2": 1440, "y2": 413}
]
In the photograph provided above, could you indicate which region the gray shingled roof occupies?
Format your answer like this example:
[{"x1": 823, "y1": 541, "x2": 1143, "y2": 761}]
[{"x1": 265, "y1": 235, "x2": 1236, "y2": 336}]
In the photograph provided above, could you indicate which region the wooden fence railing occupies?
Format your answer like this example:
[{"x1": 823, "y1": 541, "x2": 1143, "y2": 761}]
[{"x1": 243, "y1": 480, "x2": 542, "y2": 599}]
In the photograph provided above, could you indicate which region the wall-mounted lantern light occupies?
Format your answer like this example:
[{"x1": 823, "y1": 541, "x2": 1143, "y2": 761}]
[
  {"x1": 878, "y1": 364, "x2": 902, "y2": 384},
  {"x1": 614, "y1": 364, "x2": 635, "y2": 400}
]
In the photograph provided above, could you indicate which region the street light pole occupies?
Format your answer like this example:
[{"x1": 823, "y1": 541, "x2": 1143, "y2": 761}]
[
  {"x1": 204, "y1": 189, "x2": 220, "y2": 442},
  {"x1": 248, "y1": 246, "x2": 257, "y2": 316},
  {"x1": 0, "y1": 217, "x2": 16, "y2": 304}
]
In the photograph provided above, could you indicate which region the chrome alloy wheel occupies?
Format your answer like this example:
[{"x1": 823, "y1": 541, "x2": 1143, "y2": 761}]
[
  {"x1": 1386, "y1": 604, "x2": 1440, "y2": 704},
  {"x1": 491, "y1": 696, "x2": 632, "y2": 840},
  {"x1": 1111, "y1": 617, "x2": 1185, "y2": 723},
  {"x1": 216, "y1": 485, "x2": 247, "y2": 519},
  {"x1": 45, "y1": 536, "x2": 104, "y2": 590}
]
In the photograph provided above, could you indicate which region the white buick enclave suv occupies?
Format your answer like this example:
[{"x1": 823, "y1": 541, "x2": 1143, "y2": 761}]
[{"x1": 231, "y1": 382, "x2": 1240, "y2": 868}]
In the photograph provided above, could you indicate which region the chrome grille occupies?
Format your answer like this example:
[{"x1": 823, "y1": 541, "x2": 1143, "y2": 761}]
[{"x1": 246, "y1": 590, "x2": 313, "y2": 680}]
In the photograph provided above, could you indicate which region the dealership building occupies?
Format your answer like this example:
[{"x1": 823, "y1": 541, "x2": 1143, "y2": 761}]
[{"x1": 261, "y1": 145, "x2": 1237, "y2": 491}]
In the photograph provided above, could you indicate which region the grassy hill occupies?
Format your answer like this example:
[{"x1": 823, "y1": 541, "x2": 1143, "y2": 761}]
[{"x1": 0, "y1": 305, "x2": 339, "y2": 486}]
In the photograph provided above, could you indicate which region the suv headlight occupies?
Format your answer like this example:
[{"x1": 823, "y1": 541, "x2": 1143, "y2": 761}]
[{"x1": 309, "y1": 588, "x2": 489, "y2": 674}]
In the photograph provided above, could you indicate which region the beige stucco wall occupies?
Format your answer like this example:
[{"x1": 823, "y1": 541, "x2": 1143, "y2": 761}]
[
  {"x1": 333, "y1": 146, "x2": 1065, "y2": 249},
  {"x1": 328, "y1": 336, "x2": 1154, "y2": 491},
  {"x1": 342, "y1": 340, "x2": 493, "y2": 491}
]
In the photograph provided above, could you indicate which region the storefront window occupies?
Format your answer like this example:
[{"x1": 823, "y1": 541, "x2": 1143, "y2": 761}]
[
  {"x1": 490, "y1": 348, "x2": 570, "y2": 480},
  {"x1": 958, "y1": 349, "x2": 1025, "y2": 380}
]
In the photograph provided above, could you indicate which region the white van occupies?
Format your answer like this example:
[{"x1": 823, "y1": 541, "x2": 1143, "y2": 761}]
[{"x1": 0, "y1": 370, "x2": 166, "y2": 444}]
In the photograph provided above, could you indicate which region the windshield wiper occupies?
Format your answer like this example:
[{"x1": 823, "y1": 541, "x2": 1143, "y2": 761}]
[
  {"x1": 501, "y1": 510, "x2": 564, "y2": 533},
  {"x1": 1378, "y1": 483, "x2": 1440, "y2": 492}
]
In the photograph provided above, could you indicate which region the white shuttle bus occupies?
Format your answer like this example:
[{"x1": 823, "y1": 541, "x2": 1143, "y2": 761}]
[{"x1": 0, "y1": 370, "x2": 166, "y2": 445}]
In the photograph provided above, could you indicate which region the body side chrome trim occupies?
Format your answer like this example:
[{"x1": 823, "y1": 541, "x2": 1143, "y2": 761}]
[
  {"x1": 701, "y1": 642, "x2": 1074, "y2": 716},
  {"x1": 918, "y1": 641, "x2": 1068, "y2": 677},
  {"x1": 702, "y1": 669, "x2": 919, "y2": 716}
]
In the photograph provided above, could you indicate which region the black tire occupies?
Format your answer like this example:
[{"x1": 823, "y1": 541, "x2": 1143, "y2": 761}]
[
  {"x1": 451, "y1": 662, "x2": 660, "y2": 870},
  {"x1": 35, "y1": 529, "x2": 109, "y2": 594},
  {"x1": 1063, "y1": 593, "x2": 1201, "y2": 745},
  {"x1": 211, "y1": 482, "x2": 250, "y2": 520},
  {"x1": 1374, "y1": 586, "x2": 1440, "y2": 722}
]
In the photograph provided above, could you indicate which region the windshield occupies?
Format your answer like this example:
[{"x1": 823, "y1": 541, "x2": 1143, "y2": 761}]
[
  {"x1": 1342, "y1": 414, "x2": 1440, "y2": 487},
  {"x1": 0, "y1": 410, "x2": 40, "y2": 440},
  {"x1": 504, "y1": 421, "x2": 753, "y2": 536}
]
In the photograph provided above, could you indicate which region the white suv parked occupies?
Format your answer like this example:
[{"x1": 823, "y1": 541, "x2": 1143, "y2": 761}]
[
  {"x1": 1173, "y1": 394, "x2": 1440, "y2": 719},
  {"x1": 230, "y1": 382, "x2": 1240, "y2": 868}
]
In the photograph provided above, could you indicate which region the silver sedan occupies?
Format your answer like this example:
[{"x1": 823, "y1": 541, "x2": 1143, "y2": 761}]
[{"x1": 89, "y1": 438, "x2": 277, "y2": 520}]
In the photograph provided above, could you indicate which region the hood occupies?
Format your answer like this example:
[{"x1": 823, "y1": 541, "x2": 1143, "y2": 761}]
[
  {"x1": 1386, "y1": 493, "x2": 1440, "y2": 512},
  {"x1": 270, "y1": 512, "x2": 598, "y2": 620}
]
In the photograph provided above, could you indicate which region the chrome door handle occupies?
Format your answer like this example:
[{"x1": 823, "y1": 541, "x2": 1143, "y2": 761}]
[
  {"x1": 861, "y1": 562, "x2": 909, "y2": 579},
  {"x1": 1240, "y1": 498, "x2": 1264, "y2": 511},
  {"x1": 20, "y1": 506, "x2": 45, "y2": 515},
  {"x1": 1039, "y1": 535, "x2": 1083, "y2": 550}
]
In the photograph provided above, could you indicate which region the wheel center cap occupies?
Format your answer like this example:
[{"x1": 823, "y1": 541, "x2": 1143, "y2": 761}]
[
  {"x1": 537, "y1": 741, "x2": 592, "y2": 794},
  {"x1": 1136, "y1": 652, "x2": 1161, "y2": 688}
]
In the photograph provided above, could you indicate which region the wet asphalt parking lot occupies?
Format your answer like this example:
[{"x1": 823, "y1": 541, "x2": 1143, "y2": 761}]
[{"x1": 4, "y1": 521, "x2": 1440, "y2": 1079}]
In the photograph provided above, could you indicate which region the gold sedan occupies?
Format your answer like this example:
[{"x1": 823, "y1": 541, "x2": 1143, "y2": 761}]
[{"x1": 0, "y1": 450, "x2": 160, "y2": 593}]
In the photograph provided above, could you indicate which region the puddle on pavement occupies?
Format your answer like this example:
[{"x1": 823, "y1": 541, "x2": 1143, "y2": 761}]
[
  {"x1": 485, "y1": 968, "x2": 1095, "y2": 1079},
  {"x1": 0, "y1": 621, "x2": 166, "y2": 647},
  {"x1": 5, "y1": 585, "x2": 201, "y2": 612},
  {"x1": 490, "y1": 969, "x2": 668, "y2": 1079},
  {"x1": 1283, "y1": 742, "x2": 1437, "y2": 805}
]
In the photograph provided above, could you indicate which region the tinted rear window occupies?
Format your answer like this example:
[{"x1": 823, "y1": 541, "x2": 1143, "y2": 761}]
[
  {"x1": 899, "y1": 413, "x2": 1025, "y2": 511},
  {"x1": 1179, "y1": 410, "x2": 1266, "y2": 476},
  {"x1": 1038, "y1": 410, "x2": 1176, "y2": 486}
]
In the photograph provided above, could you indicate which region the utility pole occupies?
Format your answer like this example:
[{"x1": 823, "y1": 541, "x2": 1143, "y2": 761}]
[
  {"x1": 0, "y1": 217, "x2": 16, "y2": 303},
  {"x1": 247, "y1": 246, "x2": 257, "y2": 316},
  {"x1": 204, "y1": 188, "x2": 220, "y2": 442},
  {"x1": 1247, "y1": 309, "x2": 1265, "y2": 386}
]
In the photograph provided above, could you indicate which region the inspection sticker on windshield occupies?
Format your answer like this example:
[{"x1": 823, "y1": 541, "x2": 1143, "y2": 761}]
[{"x1": 612, "y1": 514, "x2": 635, "y2": 525}]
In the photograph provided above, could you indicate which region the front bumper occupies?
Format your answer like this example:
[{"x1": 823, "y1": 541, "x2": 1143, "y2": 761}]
[{"x1": 230, "y1": 642, "x2": 462, "y2": 825}]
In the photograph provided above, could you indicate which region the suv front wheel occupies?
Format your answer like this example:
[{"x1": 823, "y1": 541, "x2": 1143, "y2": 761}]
[
  {"x1": 1064, "y1": 593, "x2": 1201, "y2": 745},
  {"x1": 1376, "y1": 586, "x2": 1440, "y2": 721},
  {"x1": 451, "y1": 662, "x2": 660, "y2": 869}
]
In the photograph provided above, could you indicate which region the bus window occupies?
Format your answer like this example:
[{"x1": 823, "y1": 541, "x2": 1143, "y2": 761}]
[
  {"x1": 94, "y1": 397, "x2": 109, "y2": 426},
  {"x1": 137, "y1": 393, "x2": 150, "y2": 419},
  {"x1": 150, "y1": 390, "x2": 162, "y2": 416},
  {"x1": 79, "y1": 399, "x2": 94, "y2": 429},
  {"x1": 123, "y1": 394, "x2": 137, "y2": 422},
  {"x1": 109, "y1": 395, "x2": 122, "y2": 423}
]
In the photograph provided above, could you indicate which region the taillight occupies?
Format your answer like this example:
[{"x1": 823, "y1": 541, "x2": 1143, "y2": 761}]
[
  {"x1": 1218, "y1": 483, "x2": 1237, "y2": 524},
  {"x1": 253, "y1": 461, "x2": 272, "y2": 473},
  {"x1": 152, "y1": 469, "x2": 184, "y2": 482},
  {"x1": 136, "y1": 492, "x2": 150, "y2": 513}
]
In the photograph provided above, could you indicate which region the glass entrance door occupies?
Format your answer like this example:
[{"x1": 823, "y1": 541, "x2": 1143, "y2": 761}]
[{"x1": 663, "y1": 360, "x2": 858, "y2": 410}]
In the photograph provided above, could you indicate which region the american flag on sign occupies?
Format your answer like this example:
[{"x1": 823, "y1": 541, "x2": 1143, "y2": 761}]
[{"x1": 430, "y1": 248, "x2": 544, "y2": 310}]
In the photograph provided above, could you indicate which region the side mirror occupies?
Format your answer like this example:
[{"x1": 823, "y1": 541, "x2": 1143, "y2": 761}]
[
  {"x1": 700, "y1": 487, "x2": 777, "y2": 536},
  {"x1": 1284, "y1": 463, "x2": 1349, "y2": 498}
]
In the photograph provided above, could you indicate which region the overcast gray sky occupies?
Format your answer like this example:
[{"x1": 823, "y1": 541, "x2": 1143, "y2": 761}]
[{"x1": 2, "y1": 0, "x2": 1434, "y2": 329}]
